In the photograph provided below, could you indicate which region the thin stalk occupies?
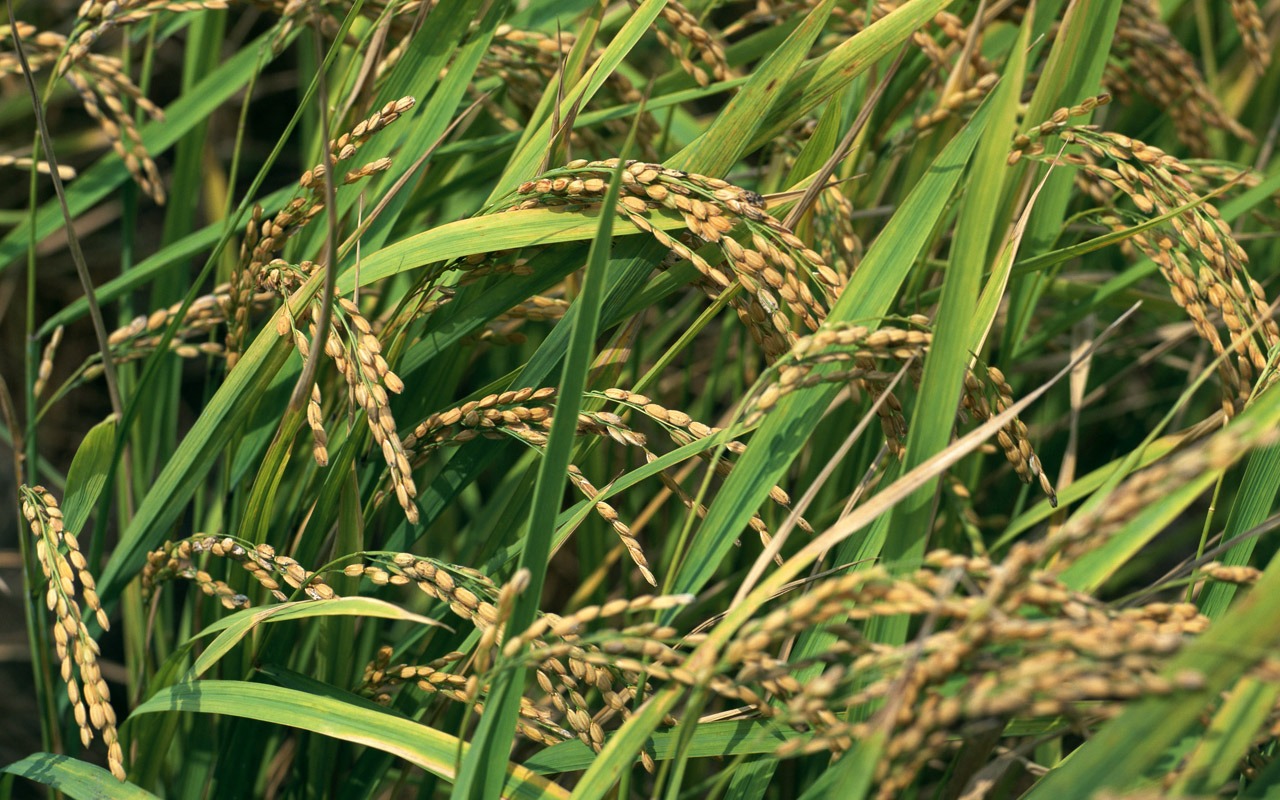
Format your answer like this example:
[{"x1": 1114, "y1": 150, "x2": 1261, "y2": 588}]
[
  {"x1": 1187, "y1": 473, "x2": 1225, "y2": 602},
  {"x1": 13, "y1": 25, "x2": 58, "y2": 762},
  {"x1": 7, "y1": 1, "x2": 122, "y2": 421},
  {"x1": 289, "y1": 6, "x2": 341, "y2": 413}
]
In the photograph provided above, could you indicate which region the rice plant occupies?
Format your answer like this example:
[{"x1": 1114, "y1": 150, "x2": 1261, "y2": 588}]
[{"x1": 2, "y1": 1, "x2": 1280, "y2": 798}]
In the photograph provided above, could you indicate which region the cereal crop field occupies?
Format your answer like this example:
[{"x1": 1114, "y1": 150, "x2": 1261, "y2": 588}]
[{"x1": 3, "y1": 1, "x2": 1280, "y2": 798}]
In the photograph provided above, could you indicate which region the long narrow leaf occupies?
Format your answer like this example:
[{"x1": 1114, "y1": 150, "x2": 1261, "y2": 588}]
[{"x1": 130, "y1": 682, "x2": 567, "y2": 800}]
